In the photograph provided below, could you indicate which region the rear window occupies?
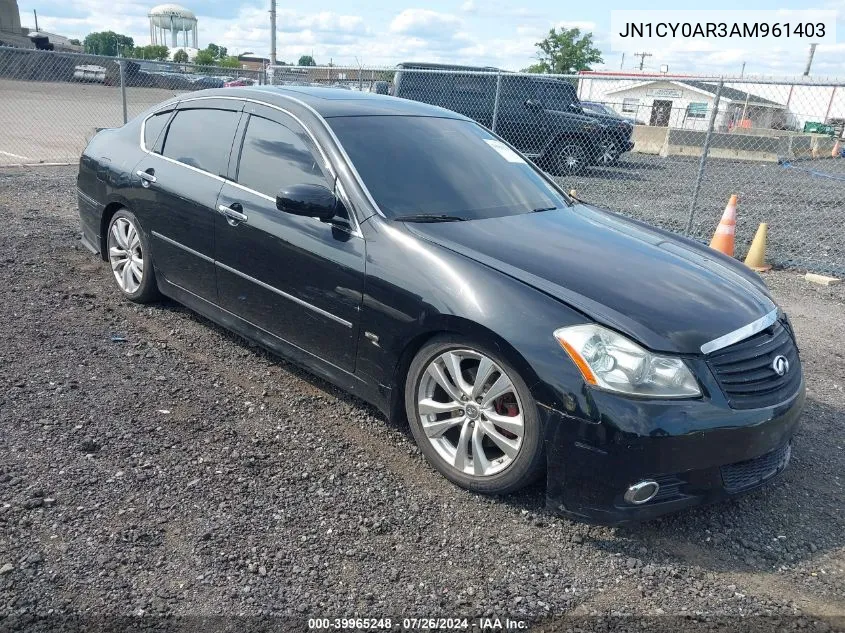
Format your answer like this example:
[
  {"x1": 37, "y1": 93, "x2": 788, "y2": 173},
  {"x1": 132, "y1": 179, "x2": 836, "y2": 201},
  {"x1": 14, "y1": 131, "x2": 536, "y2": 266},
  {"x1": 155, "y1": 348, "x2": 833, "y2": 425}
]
[
  {"x1": 143, "y1": 110, "x2": 171, "y2": 151},
  {"x1": 329, "y1": 116, "x2": 567, "y2": 220},
  {"x1": 161, "y1": 108, "x2": 240, "y2": 176}
]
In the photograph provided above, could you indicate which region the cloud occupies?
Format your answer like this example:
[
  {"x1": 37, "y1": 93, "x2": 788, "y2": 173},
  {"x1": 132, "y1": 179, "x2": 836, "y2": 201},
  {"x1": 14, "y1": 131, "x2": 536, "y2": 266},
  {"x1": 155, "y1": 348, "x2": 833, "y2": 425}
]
[
  {"x1": 18, "y1": 1, "x2": 842, "y2": 75},
  {"x1": 556, "y1": 20, "x2": 597, "y2": 32},
  {"x1": 276, "y1": 11, "x2": 368, "y2": 35},
  {"x1": 389, "y1": 9, "x2": 461, "y2": 38}
]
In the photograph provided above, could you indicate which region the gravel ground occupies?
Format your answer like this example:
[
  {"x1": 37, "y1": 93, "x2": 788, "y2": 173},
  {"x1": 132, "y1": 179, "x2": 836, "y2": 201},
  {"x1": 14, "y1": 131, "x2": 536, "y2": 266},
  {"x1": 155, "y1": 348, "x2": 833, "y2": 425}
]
[
  {"x1": 556, "y1": 153, "x2": 845, "y2": 277},
  {"x1": 0, "y1": 166, "x2": 844, "y2": 632}
]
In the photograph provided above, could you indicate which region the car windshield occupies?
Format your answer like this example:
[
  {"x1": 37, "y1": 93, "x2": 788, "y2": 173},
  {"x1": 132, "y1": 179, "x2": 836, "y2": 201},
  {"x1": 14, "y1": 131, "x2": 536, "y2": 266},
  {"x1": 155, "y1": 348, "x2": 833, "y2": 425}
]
[{"x1": 328, "y1": 116, "x2": 568, "y2": 221}]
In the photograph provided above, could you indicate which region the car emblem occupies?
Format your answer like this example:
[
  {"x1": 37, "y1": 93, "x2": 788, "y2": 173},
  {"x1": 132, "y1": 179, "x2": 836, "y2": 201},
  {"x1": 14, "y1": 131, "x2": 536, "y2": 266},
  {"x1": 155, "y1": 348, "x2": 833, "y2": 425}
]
[{"x1": 771, "y1": 355, "x2": 789, "y2": 377}]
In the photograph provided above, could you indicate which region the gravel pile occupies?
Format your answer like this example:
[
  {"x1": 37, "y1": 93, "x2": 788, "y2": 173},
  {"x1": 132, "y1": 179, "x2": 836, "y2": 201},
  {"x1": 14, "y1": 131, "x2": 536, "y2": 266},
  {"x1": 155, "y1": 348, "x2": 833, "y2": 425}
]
[{"x1": 0, "y1": 166, "x2": 843, "y2": 631}]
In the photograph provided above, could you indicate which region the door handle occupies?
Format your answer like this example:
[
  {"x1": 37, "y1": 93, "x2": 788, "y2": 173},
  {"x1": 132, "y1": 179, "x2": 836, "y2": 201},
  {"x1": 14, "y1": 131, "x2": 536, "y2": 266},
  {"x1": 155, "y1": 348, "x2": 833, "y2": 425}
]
[
  {"x1": 136, "y1": 169, "x2": 156, "y2": 186},
  {"x1": 217, "y1": 204, "x2": 248, "y2": 224}
]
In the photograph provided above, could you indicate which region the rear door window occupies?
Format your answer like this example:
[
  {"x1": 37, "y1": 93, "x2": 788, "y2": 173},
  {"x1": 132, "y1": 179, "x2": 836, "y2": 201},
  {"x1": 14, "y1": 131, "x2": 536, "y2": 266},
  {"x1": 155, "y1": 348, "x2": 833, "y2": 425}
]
[
  {"x1": 533, "y1": 80, "x2": 579, "y2": 110},
  {"x1": 161, "y1": 108, "x2": 240, "y2": 177}
]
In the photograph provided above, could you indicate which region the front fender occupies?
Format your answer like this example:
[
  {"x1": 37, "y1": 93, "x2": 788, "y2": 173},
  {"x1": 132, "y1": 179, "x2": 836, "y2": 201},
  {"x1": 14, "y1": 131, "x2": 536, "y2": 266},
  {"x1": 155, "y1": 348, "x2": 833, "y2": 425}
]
[{"x1": 356, "y1": 216, "x2": 592, "y2": 418}]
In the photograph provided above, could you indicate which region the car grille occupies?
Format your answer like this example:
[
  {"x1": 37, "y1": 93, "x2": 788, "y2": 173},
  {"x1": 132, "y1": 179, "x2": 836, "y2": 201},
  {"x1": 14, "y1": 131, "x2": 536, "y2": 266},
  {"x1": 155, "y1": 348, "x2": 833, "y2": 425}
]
[
  {"x1": 720, "y1": 443, "x2": 791, "y2": 493},
  {"x1": 706, "y1": 319, "x2": 801, "y2": 409}
]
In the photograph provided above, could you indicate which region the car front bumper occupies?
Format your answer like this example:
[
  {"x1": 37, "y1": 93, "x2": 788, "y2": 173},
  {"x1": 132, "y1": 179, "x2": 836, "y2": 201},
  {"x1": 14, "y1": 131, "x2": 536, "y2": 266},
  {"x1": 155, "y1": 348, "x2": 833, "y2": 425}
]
[{"x1": 541, "y1": 377, "x2": 805, "y2": 525}]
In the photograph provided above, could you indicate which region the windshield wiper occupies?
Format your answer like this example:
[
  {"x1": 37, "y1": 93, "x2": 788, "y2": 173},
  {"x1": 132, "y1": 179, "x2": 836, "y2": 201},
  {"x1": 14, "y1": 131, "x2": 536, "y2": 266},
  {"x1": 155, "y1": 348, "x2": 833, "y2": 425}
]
[
  {"x1": 531, "y1": 206, "x2": 557, "y2": 213},
  {"x1": 393, "y1": 214, "x2": 467, "y2": 223}
]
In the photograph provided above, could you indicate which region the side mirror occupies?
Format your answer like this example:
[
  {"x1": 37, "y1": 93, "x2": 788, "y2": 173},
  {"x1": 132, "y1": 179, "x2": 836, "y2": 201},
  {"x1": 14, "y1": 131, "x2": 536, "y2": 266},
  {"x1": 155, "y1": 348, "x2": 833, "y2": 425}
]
[
  {"x1": 276, "y1": 184, "x2": 336, "y2": 221},
  {"x1": 524, "y1": 98, "x2": 542, "y2": 111}
]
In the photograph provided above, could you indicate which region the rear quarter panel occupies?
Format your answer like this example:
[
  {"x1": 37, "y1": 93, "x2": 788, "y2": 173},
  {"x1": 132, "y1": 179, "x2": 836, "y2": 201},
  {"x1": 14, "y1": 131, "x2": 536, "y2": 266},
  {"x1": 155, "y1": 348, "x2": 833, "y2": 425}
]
[{"x1": 76, "y1": 119, "x2": 148, "y2": 256}]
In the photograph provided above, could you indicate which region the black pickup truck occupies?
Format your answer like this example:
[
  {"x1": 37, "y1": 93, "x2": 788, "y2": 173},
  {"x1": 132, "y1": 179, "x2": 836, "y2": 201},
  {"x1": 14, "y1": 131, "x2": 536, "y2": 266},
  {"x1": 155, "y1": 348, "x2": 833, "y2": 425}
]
[{"x1": 393, "y1": 62, "x2": 634, "y2": 174}]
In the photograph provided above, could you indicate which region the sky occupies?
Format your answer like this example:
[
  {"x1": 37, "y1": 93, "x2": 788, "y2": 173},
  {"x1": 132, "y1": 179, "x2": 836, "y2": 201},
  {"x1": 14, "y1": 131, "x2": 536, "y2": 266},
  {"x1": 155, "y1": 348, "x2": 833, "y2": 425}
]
[{"x1": 16, "y1": 0, "x2": 845, "y2": 76}]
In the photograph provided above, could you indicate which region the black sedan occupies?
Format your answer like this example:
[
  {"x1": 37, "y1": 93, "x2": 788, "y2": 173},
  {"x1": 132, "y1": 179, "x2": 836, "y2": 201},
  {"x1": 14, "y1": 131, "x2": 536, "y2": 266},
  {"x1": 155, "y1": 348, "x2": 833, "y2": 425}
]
[{"x1": 76, "y1": 86, "x2": 804, "y2": 524}]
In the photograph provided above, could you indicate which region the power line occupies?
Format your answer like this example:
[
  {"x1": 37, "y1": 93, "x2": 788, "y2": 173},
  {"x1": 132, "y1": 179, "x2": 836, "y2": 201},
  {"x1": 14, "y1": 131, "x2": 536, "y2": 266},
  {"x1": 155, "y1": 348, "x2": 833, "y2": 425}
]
[{"x1": 633, "y1": 51, "x2": 652, "y2": 71}]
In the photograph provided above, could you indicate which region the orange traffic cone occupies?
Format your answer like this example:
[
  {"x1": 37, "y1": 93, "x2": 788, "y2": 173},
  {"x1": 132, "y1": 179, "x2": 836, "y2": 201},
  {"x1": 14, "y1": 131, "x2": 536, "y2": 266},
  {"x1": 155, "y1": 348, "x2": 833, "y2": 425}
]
[
  {"x1": 709, "y1": 195, "x2": 738, "y2": 257},
  {"x1": 832, "y1": 138, "x2": 842, "y2": 158}
]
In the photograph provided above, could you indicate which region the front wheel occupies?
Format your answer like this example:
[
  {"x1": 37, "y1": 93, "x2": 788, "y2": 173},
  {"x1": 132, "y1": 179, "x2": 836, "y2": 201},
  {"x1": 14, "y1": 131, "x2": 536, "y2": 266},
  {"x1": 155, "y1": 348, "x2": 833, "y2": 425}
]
[{"x1": 404, "y1": 336, "x2": 544, "y2": 495}]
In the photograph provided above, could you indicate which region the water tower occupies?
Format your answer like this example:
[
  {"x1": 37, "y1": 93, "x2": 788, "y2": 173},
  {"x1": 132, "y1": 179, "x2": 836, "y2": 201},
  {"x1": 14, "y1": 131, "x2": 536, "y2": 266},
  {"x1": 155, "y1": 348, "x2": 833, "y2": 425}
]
[{"x1": 149, "y1": 4, "x2": 197, "y2": 49}]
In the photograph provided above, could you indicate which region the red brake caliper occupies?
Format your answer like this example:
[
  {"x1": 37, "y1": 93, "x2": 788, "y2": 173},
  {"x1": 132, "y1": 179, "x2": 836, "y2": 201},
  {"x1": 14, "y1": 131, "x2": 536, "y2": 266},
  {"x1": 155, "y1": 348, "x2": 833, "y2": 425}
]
[{"x1": 493, "y1": 395, "x2": 519, "y2": 439}]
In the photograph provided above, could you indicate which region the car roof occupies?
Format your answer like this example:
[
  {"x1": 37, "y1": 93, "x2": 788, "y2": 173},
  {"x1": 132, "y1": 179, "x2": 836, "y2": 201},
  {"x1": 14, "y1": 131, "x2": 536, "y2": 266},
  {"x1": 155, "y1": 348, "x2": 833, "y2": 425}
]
[
  {"x1": 396, "y1": 61, "x2": 499, "y2": 71},
  {"x1": 187, "y1": 85, "x2": 470, "y2": 120}
]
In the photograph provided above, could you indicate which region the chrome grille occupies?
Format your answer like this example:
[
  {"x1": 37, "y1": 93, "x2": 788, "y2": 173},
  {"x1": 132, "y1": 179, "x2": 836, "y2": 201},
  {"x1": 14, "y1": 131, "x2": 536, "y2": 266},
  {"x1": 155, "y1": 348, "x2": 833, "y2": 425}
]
[{"x1": 707, "y1": 319, "x2": 801, "y2": 409}]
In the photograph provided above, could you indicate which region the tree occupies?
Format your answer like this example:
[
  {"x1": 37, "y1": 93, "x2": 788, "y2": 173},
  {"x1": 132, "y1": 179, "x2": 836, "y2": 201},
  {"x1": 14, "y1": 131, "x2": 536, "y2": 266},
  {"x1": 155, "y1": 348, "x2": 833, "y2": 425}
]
[
  {"x1": 206, "y1": 43, "x2": 227, "y2": 60},
  {"x1": 83, "y1": 31, "x2": 134, "y2": 57},
  {"x1": 173, "y1": 49, "x2": 189, "y2": 64},
  {"x1": 69, "y1": 38, "x2": 81, "y2": 45},
  {"x1": 129, "y1": 45, "x2": 169, "y2": 61},
  {"x1": 194, "y1": 43, "x2": 230, "y2": 66},
  {"x1": 194, "y1": 49, "x2": 215, "y2": 66},
  {"x1": 298, "y1": 55, "x2": 316, "y2": 67},
  {"x1": 219, "y1": 56, "x2": 241, "y2": 69},
  {"x1": 525, "y1": 27, "x2": 603, "y2": 75}
]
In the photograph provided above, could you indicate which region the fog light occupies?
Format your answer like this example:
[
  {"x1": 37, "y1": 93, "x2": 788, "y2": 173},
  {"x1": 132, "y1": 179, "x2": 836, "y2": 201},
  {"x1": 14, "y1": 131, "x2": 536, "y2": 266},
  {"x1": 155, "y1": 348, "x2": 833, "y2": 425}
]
[{"x1": 624, "y1": 480, "x2": 660, "y2": 505}]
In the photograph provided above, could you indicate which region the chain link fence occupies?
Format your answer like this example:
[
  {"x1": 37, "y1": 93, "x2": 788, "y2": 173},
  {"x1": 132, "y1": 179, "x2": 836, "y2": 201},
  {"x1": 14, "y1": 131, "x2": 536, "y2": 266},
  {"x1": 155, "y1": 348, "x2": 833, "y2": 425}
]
[{"x1": 1, "y1": 45, "x2": 844, "y2": 275}]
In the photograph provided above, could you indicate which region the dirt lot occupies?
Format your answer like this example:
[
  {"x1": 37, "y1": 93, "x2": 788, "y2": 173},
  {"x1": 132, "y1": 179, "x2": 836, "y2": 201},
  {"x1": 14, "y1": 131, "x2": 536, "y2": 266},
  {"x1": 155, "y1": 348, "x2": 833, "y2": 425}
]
[
  {"x1": 0, "y1": 80, "x2": 181, "y2": 166},
  {"x1": 0, "y1": 166, "x2": 844, "y2": 631}
]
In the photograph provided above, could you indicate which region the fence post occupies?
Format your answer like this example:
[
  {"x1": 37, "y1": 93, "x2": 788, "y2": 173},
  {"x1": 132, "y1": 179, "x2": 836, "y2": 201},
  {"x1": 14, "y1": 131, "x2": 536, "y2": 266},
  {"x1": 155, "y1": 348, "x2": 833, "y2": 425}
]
[
  {"x1": 685, "y1": 78, "x2": 723, "y2": 236},
  {"x1": 491, "y1": 71, "x2": 502, "y2": 133},
  {"x1": 119, "y1": 58, "x2": 128, "y2": 125}
]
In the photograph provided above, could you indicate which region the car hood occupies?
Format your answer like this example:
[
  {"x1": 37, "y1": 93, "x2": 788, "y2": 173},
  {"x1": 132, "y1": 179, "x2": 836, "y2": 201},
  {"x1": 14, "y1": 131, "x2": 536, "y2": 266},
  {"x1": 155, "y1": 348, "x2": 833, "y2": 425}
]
[{"x1": 403, "y1": 205, "x2": 776, "y2": 354}]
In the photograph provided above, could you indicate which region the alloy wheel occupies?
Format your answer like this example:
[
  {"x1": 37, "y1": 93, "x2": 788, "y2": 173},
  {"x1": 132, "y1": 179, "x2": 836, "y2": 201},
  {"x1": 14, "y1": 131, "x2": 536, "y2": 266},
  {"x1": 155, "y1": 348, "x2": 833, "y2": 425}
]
[
  {"x1": 558, "y1": 143, "x2": 586, "y2": 174},
  {"x1": 108, "y1": 217, "x2": 143, "y2": 294},
  {"x1": 597, "y1": 138, "x2": 618, "y2": 165},
  {"x1": 416, "y1": 349, "x2": 525, "y2": 477}
]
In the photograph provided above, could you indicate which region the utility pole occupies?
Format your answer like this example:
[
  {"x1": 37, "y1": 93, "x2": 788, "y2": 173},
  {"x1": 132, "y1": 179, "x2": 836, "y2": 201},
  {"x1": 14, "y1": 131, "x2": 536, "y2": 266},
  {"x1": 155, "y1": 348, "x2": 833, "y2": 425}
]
[
  {"x1": 803, "y1": 43, "x2": 817, "y2": 76},
  {"x1": 633, "y1": 52, "x2": 652, "y2": 71},
  {"x1": 33, "y1": 9, "x2": 39, "y2": 31},
  {"x1": 619, "y1": 52, "x2": 625, "y2": 70},
  {"x1": 269, "y1": 0, "x2": 277, "y2": 66},
  {"x1": 740, "y1": 61, "x2": 746, "y2": 78}
]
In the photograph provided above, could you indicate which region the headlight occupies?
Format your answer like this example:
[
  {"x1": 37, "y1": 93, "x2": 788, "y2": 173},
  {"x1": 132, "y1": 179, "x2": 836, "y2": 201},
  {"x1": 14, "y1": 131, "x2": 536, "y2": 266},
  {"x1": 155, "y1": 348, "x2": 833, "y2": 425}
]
[{"x1": 554, "y1": 324, "x2": 701, "y2": 398}]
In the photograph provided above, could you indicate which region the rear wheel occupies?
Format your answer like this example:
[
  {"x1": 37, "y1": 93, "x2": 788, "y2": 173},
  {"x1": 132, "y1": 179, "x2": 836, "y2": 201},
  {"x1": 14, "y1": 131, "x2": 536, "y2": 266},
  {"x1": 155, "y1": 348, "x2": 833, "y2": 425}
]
[
  {"x1": 106, "y1": 209, "x2": 160, "y2": 303},
  {"x1": 554, "y1": 142, "x2": 588, "y2": 175},
  {"x1": 596, "y1": 137, "x2": 620, "y2": 165},
  {"x1": 405, "y1": 336, "x2": 544, "y2": 494}
]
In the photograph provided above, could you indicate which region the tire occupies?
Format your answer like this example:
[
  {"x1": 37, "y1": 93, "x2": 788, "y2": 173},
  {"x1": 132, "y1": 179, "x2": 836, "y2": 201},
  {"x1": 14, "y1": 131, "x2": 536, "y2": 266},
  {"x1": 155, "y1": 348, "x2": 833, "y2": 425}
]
[
  {"x1": 105, "y1": 208, "x2": 160, "y2": 303},
  {"x1": 551, "y1": 141, "x2": 588, "y2": 176},
  {"x1": 596, "y1": 137, "x2": 620, "y2": 165},
  {"x1": 404, "y1": 335, "x2": 545, "y2": 495}
]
